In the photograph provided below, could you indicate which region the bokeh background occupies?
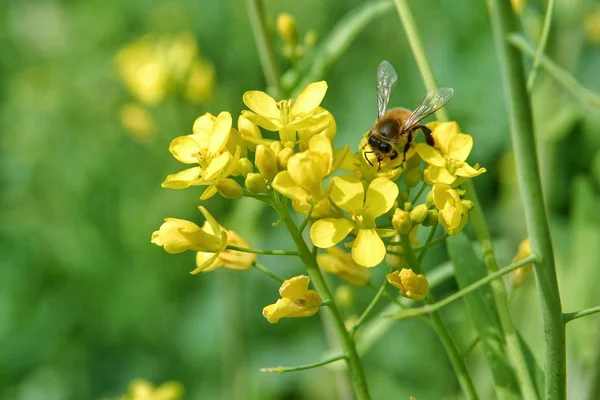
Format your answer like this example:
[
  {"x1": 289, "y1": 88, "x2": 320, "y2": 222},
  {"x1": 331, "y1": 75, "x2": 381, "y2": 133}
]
[{"x1": 2, "y1": 0, "x2": 600, "y2": 399}]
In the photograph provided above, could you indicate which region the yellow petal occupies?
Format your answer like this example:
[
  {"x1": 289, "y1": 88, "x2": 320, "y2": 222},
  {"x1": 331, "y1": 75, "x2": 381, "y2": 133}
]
[
  {"x1": 238, "y1": 114, "x2": 262, "y2": 151},
  {"x1": 198, "y1": 206, "x2": 224, "y2": 239},
  {"x1": 329, "y1": 175, "x2": 365, "y2": 213},
  {"x1": 455, "y1": 163, "x2": 487, "y2": 178},
  {"x1": 151, "y1": 217, "x2": 222, "y2": 254},
  {"x1": 279, "y1": 275, "x2": 310, "y2": 299},
  {"x1": 352, "y1": 228, "x2": 386, "y2": 267},
  {"x1": 192, "y1": 113, "x2": 216, "y2": 136},
  {"x1": 262, "y1": 297, "x2": 320, "y2": 323},
  {"x1": 432, "y1": 122, "x2": 459, "y2": 155},
  {"x1": 292, "y1": 197, "x2": 337, "y2": 218},
  {"x1": 199, "y1": 184, "x2": 218, "y2": 200},
  {"x1": 310, "y1": 218, "x2": 354, "y2": 248},
  {"x1": 291, "y1": 81, "x2": 328, "y2": 117},
  {"x1": 432, "y1": 183, "x2": 452, "y2": 210},
  {"x1": 161, "y1": 167, "x2": 202, "y2": 189},
  {"x1": 414, "y1": 143, "x2": 446, "y2": 167},
  {"x1": 365, "y1": 177, "x2": 399, "y2": 217},
  {"x1": 169, "y1": 135, "x2": 202, "y2": 164},
  {"x1": 272, "y1": 171, "x2": 310, "y2": 201},
  {"x1": 424, "y1": 166, "x2": 457, "y2": 185},
  {"x1": 243, "y1": 90, "x2": 281, "y2": 119},
  {"x1": 241, "y1": 110, "x2": 282, "y2": 131},
  {"x1": 448, "y1": 133, "x2": 473, "y2": 162},
  {"x1": 203, "y1": 152, "x2": 232, "y2": 181},
  {"x1": 287, "y1": 151, "x2": 328, "y2": 198},
  {"x1": 206, "y1": 111, "x2": 232, "y2": 157},
  {"x1": 193, "y1": 251, "x2": 220, "y2": 273}
]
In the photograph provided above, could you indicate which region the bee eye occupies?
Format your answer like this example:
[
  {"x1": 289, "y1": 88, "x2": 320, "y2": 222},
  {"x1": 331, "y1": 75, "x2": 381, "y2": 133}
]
[
  {"x1": 379, "y1": 142, "x2": 391, "y2": 153},
  {"x1": 368, "y1": 135, "x2": 378, "y2": 146}
]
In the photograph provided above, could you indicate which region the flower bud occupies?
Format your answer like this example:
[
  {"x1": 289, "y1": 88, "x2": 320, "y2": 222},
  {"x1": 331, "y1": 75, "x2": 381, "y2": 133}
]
[
  {"x1": 304, "y1": 30, "x2": 318, "y2": 49},
  {"x1": 405, "y1": 167, "x2": 422, "y2": 188},
  {"x1": 423, "y1": 209, "x2": 439, "y2": 227},
  {"x1": 151, "y1": 218, "x2": 222, "y2": 254},
  {"x1": 245, "y1": 173, "x2": 268, "y2": 193},
  {"x1": 403, "y1": 201, "x2": 412, "y2": 211},
  {"x1": 461, "y1": 199, "x2": 474, "y2": 211},
  {"x1": 276, "y1": 13, "x2": 298, "y2": 45},
  {"x1": 256, "y1": 144, "x2": 279, "y2": 181},
  {"x1": 392, "y1": 209, "x2": 412, "y2": 235},
  {"x1": 215, "y1": 178, "x2": 244, "y2": 199},
  {"x1": 237, "y1": 158, "x2": 254, "y2": 177},
  {"x1": 510, "y1": 239, "x2": 533, "y2": 287},
  {"x1": 335, "y1": 285, "x2": 354, "y2": 309},
  {"x1": 270, "y1": 141, "x2": 283, "y2": 155},
  {"x1": 386, "y1": 268, "x2": 429, "y2": 301},
  {"x1": 410, "y1": 204, "x2": 429, "y2": 225},
  {"x1": 426, "y1": 190, "x2": 434, "y2": 207},
  {"x1": 277, "y1": 147, "x2": 294, "y2": 170}
]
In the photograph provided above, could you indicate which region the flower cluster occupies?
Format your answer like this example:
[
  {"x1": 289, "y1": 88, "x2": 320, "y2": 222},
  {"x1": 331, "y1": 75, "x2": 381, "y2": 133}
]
[{"x1": 152, "y1": 78, "x2": 486, "y2": 322}]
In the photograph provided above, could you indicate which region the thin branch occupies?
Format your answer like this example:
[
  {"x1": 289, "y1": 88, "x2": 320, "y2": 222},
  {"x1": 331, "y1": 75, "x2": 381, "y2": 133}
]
[
  {"x1": 386, "y1": 254, "x2": 539, "y2": 320},
  {"x1": 349, "y1": 278, "x2": 388, "y2": 338},
  {"x1": 410, "y1": 182, "x2": 428, "y2": 204},
  {"x1": 414, "y1": 233, "x2": 448, "y2": 252},
  {"x1": 253, "y1": 262, "x2": 285, "y2": 283},
  {"x1": 563, "y1": 305, "x2": 600, "y2": 324},
  {"x1": 227, "y1": 245, "x2": 299, "y2": 256},
  {"x1": 417, "y1": 223, "x2": 438, "y2": 263},
  {"x1": 297, "y1": 204, "x2": 314, "y2": 235},
  {"x1": 261, "y1": 355, "x2": 346, "y2": 373},
  {"x1": 527, "y1": 0, "x2": 555, "y2": 91}
]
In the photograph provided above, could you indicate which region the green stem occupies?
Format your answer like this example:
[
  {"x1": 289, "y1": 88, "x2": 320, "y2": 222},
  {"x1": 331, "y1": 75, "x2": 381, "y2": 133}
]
[
  {"x1": 297, "y1": 204, "x2": 314, "y2": 235},
  {"x1": 526, "y1": 0, "x2": 555, "y2": 91},
  {"x1": 253, "y1": 262, "x2": 285, "y2": 283},
  {"x1": 261, "y1": 355, "x2": 346, "y2": 373},
  {"x1": 417, "y1": 223, "x2": 438, "y2": 263},
  {"x1": 563, "y1": 305, "x2": 600, "y2": 323},
  {"x1": 245, "y1": 0, "x2": 284, "y2": 98},
  {"x1": 273, "y1": 197, "x2": 371, "y2": 400},
  {"x1": 387, "y1": 254, "x2": 538, "y2": 320},
  {"x1": 465, "y1": 183, "x2": 540, "y2": 400},
  {"x1": 410, "y1": 181, "x2": 428, "y2": 204},
  {"x1": 393, "y1": 0, "x2": 448, "y2": 121},
  {"x1": 413, "y1": 233, "x2": 448, "y2": 252},
  {"x1": 402, "y1": 238, "x2": 479, "y2": 399},
  {"x1": 486, "y1": 1, "x2": 565, "y2": 398},
  {"x1": 227, "y1": 245, "x2": 299, "y2": 256},
  {"x1": 509, "y1": 34, "x2": 600, "y2": 108},
  {"x1": 349, "y1": 278, "x2": 387, "y2": 338}
]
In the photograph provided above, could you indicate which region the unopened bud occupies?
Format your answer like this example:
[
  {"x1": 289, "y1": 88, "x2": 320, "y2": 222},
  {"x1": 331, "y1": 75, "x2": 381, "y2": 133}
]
[
  {"x1": 405, "y1": 168, "x2": 422, "y2": 188},
  {"x1": 335, "y1": 285, "x2": 353, "y2": 308},
  {"x1": 237, "y1": 157, "x2": 254, "y2": 177},
  {"x1": 461, "y1": 199, "x2": 474, "y2": 211},
  {"x1": 256, "y1": 144, "x2": 278, "y2": 181},
  {"x1": 392, "y1": 209, "x2": 412, "y2": 235},
  {"x1": 215, "y1": 178, "x2": 244, "y2": 199},
  {"x1": 423, "y1": 209, "x2": 439, "y2": 227},
  {"x1": 510, "y1": 239, "x2": 533, "y2": 287},
  {"x1": 277, "y1": 147, "x2": 294, "y2": 170},
  {"x1": 426, "y1": 190, "x2": 434, "y2": 207},
  {"x1": 403, "y1": 201, "x2": 412, "y2": 211},
  {"x1": 304, "y1": 30, "x2": 318, "y2": 49},
  {"x1": 276, "y1": 13, "x2": 298, "y2": 45},
  {"x1": 386, "y1": 268, "x2": 429, "y2": 301},
  {"x1": 245, "y1": 173, "x2": 268, "y2": 193},
  {"x1": 270, "y1": 141, "x2": 283, "y2": 155},
  {"x1": 410, "y1": 204, "x2": 429, "y2": 225}
]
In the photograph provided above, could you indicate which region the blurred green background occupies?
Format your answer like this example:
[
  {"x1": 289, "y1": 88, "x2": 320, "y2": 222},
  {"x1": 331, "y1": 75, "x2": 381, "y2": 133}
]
[{"x1": 2, "y1": 0, "x2": 600, "y2": 399}]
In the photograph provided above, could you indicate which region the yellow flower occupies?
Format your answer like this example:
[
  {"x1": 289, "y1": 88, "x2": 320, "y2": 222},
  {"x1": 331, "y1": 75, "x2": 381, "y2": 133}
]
[
  {"x1": 392, "y1": 209, "x2": 412, "y2": 235},
  {"x1": 185, "y1": 59, "x2": 215, "y2": 104},
  {"x1": 194, "y1": 228, "x2": 255, "y2": 274},
  {"x1": 415, "y1": 122, "x2": 486, "y2": 185},
  {"x1": 344, "y1": 135, "x2": 405, "y2": 182},
  {"x1": 122, "y1": 379, "x2": 184, "y2": 400},
  {"x1": 162, "y1": 111, "x2": 232, "y2": 189},
  {"x1": 277, "y1": 13, "x2": 298, "y2": 45},
  {"x1": 510, "y1": 238, "x2": 533, "y2": 287},
  {"x1": 292, "y1": 197, "x2": 338, "y2": 218},
  {"x1": 432, "y1": 183, "x2": 470, "y2": 236},
  {"x1": 120, "y1": 103, "x2": 155, "y2": 141},
  {"x1": 272, "y1": 134, "x2": 347, "y2": 205},
  {"x1": 317, "y1": 247, "x2": 371, "y2": 286},
  {"x1": 151, "y1": 207, "x2": 226, "y2": 254},
  {"x1": 242, "y1": 81, "x2": 328, "y2": 147},
  {"x1": 386, "y1": 268, "x2": 429, "y2": 301},
  {"x1": 310, "y1": 175, "x2": 398, "y2": 267},
  {"x1": 263, "y1": 275, "x2": 322, "y2": 323}
]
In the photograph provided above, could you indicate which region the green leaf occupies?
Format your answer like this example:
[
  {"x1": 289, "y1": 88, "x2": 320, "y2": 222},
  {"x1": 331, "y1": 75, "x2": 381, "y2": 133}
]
[
  {"x1": 286, "y1": 1, "x2": 393, "y2": 96},
  {"x1": 447, "y1": 234, "x2": 521, "y2": 399}
]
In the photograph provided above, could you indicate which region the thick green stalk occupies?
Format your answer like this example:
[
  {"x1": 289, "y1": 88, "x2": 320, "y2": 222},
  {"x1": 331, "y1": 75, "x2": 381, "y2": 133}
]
[
  {"x1": 486, "y1": 0, "x2": 565, "y2": 398},
  {"x1": 245, "y1": 0, "x2": 284, "y2": 98},
  {"x1": 402, "y1": 241, "x2": 479, "y2": 399},
  {"x1": 273, "y1": 199, "x2": 371, "y2": 400}
]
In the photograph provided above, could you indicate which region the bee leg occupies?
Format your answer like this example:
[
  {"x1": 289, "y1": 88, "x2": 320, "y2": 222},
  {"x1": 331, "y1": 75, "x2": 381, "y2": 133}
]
[
  {"x1": 417, "y1": 125, "x2": 434, "y2": 146},
  {"x1": 402, "y1": 131, "x2": 413, "y2": 161}
]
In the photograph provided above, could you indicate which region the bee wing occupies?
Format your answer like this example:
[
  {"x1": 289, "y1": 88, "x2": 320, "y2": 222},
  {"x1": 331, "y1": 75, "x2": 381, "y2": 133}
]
[
  {"x1": 404, "y1": 88, "x2": 454, "y2": 130},
  {"x1": 376, "y1": 61, "x2": 398, "y2": 118}
]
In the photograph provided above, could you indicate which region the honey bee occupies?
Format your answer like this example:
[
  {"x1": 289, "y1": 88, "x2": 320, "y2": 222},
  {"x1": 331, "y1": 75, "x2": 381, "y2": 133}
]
[{"x1": 364, "y1": 60, "x2": 454, "y2": 168}]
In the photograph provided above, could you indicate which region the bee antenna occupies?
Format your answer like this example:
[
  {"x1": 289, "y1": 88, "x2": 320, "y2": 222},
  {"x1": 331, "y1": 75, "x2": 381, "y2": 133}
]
[{"x1": 363, "y1": 150, "x2": 374, "y2": 167}]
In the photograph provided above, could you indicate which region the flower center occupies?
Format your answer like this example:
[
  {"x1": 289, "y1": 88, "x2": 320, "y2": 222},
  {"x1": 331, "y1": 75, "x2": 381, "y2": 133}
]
[
  {"x1": 278, "y1": 99, "x2": 293, "y2": 125},
  {"x1": 293, "y1": 298, "x2": 306, "y2": 307},
  {"x1": 445, "y1": 158, "x2": 462, "y2": 175}
]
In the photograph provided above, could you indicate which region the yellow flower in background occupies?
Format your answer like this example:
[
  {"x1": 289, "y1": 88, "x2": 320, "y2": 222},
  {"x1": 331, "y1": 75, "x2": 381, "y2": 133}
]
[
  {"x1": 510, "y1": 238, "x2": 533, "y2": 287},
  {"x1": 432, "y1": 183, "x2": 472, "y2": 236},
  {"x1": 272, "y1": 134, "x2": 347, "y2": 205},
  {"x1": 242, "y1": 81, "x2": 328, "y2": 147},
  {"x1": 120, "y1": 103, "x2": 155, "y2": 141},
  {"x1": 310, "y1": 175, "x2": 398, "y2": 267},
  {"x1": 415, "y1": 122, "x2": 485, "y2": 185},
  {"x1": 585, "y1": 9, "x2": 600, "y2": 44},
  {"x1": 116, "y1": 32, "x2": 215, "y2": 106},
  {"x1": 263, "y1": 275, "x2": 322, "y2": 323},
  {"x1": 122, "y1": 379, "x2": 183, "y2": 400},
  {"x1": 193, "y1": 227, "x2": 255, "y2": 274},
  {"x1": 387, "y1": 268, "x2": 429, "y2": 301},
  {"x1": 151, "y1": 207, "x2": 226, "y2": 255},
  {"x1": 317, "y1": 247, "x2": 371, "y2": 286}
]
